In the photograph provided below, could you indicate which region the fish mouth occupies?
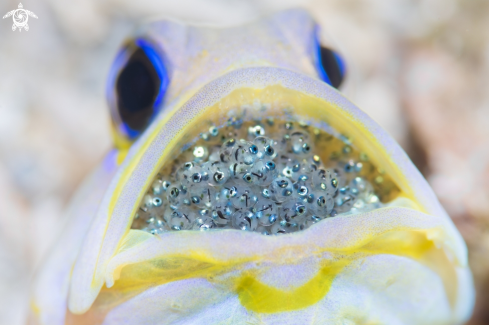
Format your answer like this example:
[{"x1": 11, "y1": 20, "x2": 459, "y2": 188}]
[
  {"x1": 125, "y1": 68, "x2": 425, "y2": 230},
  {"x1": 68, "y1": 67, "x2": 472, "y2": 321},
  {"x1": 131, "y1": 88, "x2": 403, "y2": 235}
]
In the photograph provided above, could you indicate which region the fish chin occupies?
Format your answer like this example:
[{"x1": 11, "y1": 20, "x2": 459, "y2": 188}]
[{"x1": 63, "y1": 67, "x2": 474, "y2": 324}]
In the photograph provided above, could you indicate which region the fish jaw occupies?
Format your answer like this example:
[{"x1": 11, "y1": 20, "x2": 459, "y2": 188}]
[
  {"x1": 93, "y1": 208, "x2": 472, "y2": 325},
  {"x1": 41, "y1": 67, "x2": 476, "y2": 324}
]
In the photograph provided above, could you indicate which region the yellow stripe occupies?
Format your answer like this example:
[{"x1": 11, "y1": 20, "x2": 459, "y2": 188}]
[{"x1": 236, "y1": 260, "x2": 350, "y2": 313}]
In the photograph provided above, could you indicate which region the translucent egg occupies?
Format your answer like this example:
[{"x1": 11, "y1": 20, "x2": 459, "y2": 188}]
[
  {"x1": 312, "y1": 169, "x2": 338, "y2": 197},
  {"x1": 231, "y1": 186, "x2": 258, "y2": 209},
  {"x1": 232, "y1": 210, "x2": 258, "y2": 231},
  {"x1": 211, "y1": 207, "x2": 231, "y2": 226},
  {"x1": 175, "y1": 162, "x2": 197, "y2": 183},
  {"x1": 335, "y1": 194, "x2": 355, "y2": 213},
  {"x1": 219, "y1": 138, "x2": 237, "y2": 163},
  {"x1": 315, "y1": 194, "x2": 335, "y2": 216},
  {"x1": 188, "y1": 184, "x2": 216, "y2": 209},
  {"x1": 143, "y1": 194, "x2": 154, "y2": 209},
  {"x1": 289, "y1": 132, "x2": 313, "y2": 157},
  {"x1": 204, "y1": 161, "x2": 230, "y2": 187},
  {"x1": 229, "y1": 162, "x2": 252, "y2": 178},
  {"x1": 193, "y1": 216, "x2": 217, "y2": 231},
  {"x1": 270, "y1": 177, "x2": 294, "y2": 202},
  {"x1": 253, "y1": 136, "x2": 279, "y2": 159},
  {"x1": 232, "y1": 139, "x2": 257, "y2": 165},
  {"x1": 167, "y1": 186, "x2": 182, "y2": 204},
  {"x1": 276, "y1": 155, "x2": 299, "y2": 178},
  {"x1": 250, "y1": 160, "x2": 278, "y2": 186},
  {"x1": 270, "y1": 221, "x2": 287, "y2": 234},
  {"x1": 253, "y1": 199, "x2": 278, "y2": 225},
  {"x1": 256, "y1": 225, "x2": 271, "y2": 235},
  {"x1": 152, "y1": 179, "x2": 163, "y2": 195},
  {"x1": 281, "y1": 201, "x2": 308, "y2": 223}
]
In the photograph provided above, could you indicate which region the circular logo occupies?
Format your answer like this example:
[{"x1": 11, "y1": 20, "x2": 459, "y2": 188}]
[{"x1": 13, "y1": 9, "x2": 28, "y2": 28}]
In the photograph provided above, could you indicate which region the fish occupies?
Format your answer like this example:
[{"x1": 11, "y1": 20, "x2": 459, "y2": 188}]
[{"x1": 28, "y1": 9, "x2": 474, "y2": 325}]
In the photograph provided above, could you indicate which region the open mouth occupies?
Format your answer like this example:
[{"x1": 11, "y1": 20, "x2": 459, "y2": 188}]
[
  {"x1": 132, "y1": 114, "x2": 400, "y2": 235},
  {"x1": 64, "y1": 69, "x2": 472, "y2": 322},
  {"x1": 131, "y1": 83, "x2": 405, "y2": 235}
]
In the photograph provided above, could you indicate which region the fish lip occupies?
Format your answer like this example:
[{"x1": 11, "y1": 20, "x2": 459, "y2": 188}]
[
  {"x1": 101, "y1": 205, "x2": 472, "y2": 322},
  {"x1": 68, "y1": 66, "x2": 469, "y2": 315},
  {"x1": 107, "y1": 205, "x2": 468, "y2": 278}
]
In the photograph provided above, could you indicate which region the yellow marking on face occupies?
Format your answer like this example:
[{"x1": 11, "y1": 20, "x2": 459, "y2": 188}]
[
  {"x1": 87, "y1": 226, "x2": 447, "y2": 316},
  {"x1": 235, "y1": 229, "x2": 440, "y2": 313},
  {"x1": 29, "y1": 300, "x2": 41, "y2": 316},
  {"x1": 110, "y1": 123, "x2": 133, "y2": 151},
  {"x1": 115, "y1": 150, "x2": 128, "y2": 166},
  {"x1": 236, "y1": 260, "x2": 350, "y2": 313}
]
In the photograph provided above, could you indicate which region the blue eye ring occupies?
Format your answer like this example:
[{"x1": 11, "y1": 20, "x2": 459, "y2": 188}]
[
  {"x1": 313, "y1": 27, "x2": 346, "y2": 89},
  {"x1": 135, "y1": 39, "x2": 168, "y2": 110},
  {"x1": 107, "y1": 37, "x2": 170, "y2": 141}
]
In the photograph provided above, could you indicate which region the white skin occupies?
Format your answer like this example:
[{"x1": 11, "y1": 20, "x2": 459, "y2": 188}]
[{"x1": 28, "y1": 9, "x2": 474, "y2": 325}]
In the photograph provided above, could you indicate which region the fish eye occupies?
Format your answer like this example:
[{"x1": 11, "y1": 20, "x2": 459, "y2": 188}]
[
  {"x1": 107, "y1": 38, "x2": 169, "y2": 141},
  {"x1": 314, "y1": 32, "x2": 346, "y2": 89}
]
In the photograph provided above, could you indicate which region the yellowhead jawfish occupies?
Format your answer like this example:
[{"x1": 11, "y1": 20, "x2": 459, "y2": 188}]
[{"x1": 29, "y1": 9, "x2": 474, "y2": 325}]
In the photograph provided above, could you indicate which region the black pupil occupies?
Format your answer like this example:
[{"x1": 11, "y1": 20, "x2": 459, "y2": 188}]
[
  {"x1": 319, "y1": 47, "x2": 344, "y2": 88},
  {"x1": 116, "y1": 47, "x2": 161, "y2": 132}
]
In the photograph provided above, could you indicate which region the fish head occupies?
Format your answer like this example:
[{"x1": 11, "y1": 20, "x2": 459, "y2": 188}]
[{"x1": 29, "y1": 9, "x2": 474, "y2": 325}]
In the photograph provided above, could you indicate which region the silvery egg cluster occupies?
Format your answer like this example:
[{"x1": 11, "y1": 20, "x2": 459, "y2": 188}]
[{"x1": 134, "y1": 121, "x2": 381, "y2": 235}]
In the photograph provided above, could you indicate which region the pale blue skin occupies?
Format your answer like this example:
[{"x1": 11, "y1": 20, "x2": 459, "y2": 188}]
[{"x1": 29, "y1": 9, "x2": 474, "y2": 325}]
